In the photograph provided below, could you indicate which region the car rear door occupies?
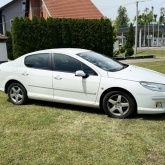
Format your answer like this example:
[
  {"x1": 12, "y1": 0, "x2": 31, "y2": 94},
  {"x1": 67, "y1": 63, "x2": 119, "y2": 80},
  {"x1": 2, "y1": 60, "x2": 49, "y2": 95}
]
[{"x1": 20, "y1": 53, "x2": 53, "y2": 100}]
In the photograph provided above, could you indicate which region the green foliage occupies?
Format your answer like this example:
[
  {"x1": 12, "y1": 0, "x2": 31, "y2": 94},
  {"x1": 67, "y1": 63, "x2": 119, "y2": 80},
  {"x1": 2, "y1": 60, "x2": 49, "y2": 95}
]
[
  {"x1": 115, "y1": 6, "x2": 130, "y2": 28},
  {"x1": 125, "y1": 23, "x2": 134, "y2": 49},
  {"x1": 125, "y1": 23, "x2": 134, "y2": 57},
  {"x1": 125, "y1": 47, "x2": 134, "y2": 57},
  {"x1": 113, "y1": 50, "x2": 119, "y2": 56},
  {"x1": 133, "y1": 7, "x2": 157, "y2": 25},
  {"x1": 119, "y1": 46, "x2": 125, "y2": 54},
  {"x1": 5, "y1": 31, "x2": 13, "y2": 60},
  {"x1": 11, "y1": 17, "x2": 114, "y2": 59},
  {"x1": 159, "y1": 7, "x2": 165, "y2": 24}
]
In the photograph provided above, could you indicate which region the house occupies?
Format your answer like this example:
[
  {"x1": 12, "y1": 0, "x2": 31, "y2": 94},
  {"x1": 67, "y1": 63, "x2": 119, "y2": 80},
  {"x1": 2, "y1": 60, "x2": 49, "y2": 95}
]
[
  {"x1": 26, "y1": 0, "x2": 103, "y2": 19},
  {"x1": 0, "y1": 0, "x2": 26, "y2": 34},
  {"x1": 0, "y1": 0, "x2": 103, "y2": 34}
]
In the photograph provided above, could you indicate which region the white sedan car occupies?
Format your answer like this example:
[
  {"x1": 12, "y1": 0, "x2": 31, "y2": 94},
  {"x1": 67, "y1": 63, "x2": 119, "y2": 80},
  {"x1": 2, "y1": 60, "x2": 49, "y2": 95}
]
[{"x1": 0, "y1": 48, "x2": 165, "y2": 118}]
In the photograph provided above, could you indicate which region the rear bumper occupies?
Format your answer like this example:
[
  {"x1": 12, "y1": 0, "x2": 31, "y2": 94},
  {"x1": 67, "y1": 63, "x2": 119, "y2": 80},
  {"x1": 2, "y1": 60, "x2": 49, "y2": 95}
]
[{"x1": 0, "y1": 61, "x2": 8, "y2": 64}]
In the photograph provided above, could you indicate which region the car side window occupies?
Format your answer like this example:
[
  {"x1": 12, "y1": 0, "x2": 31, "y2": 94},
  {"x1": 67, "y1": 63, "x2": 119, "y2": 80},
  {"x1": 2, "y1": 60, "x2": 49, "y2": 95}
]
[
  {"x1": 53, "y1": 53, "x2": 97, "y2": 75},
  {"x1": 25, "y1": 53, "x2": 51, "y2": 70},
  {"x1": 54, "y1": 54, "x2": 81, "y2": 73},
  {"x1": 81, "y1": 63, "x2": 97, "y2": 76}
]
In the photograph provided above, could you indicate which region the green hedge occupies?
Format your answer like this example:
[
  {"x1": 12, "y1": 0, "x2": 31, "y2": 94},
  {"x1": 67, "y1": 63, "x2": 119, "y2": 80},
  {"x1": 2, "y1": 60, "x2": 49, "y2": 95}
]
[
  {"x1": 12, "y1": 17, "x2": 114, "y2": 59},
  {"x1": 5, "y1": 31, "x2": 13, "y2": 60}
]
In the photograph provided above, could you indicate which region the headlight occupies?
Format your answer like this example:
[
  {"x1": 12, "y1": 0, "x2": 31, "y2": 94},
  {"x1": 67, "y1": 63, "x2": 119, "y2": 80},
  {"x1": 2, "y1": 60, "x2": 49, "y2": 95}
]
[{"x1": 140, "y1": 82, "x2": 165, "y2": 92}]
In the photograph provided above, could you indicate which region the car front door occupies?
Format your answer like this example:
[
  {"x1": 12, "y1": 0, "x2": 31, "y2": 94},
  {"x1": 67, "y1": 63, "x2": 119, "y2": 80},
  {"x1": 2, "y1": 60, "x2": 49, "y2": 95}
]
[
  {"x1": 20, "y1": 53, "x2": 53, "y2": 100},
  {"x1": 52, "y1": 53, "x2": 101, "y2": 105}
]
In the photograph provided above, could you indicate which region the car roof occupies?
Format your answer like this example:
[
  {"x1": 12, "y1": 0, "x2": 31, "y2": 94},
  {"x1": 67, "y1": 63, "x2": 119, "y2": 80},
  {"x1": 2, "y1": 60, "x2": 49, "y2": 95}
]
[{"x1": 25, "y1": 48, "x2": 90, "y2": 56}]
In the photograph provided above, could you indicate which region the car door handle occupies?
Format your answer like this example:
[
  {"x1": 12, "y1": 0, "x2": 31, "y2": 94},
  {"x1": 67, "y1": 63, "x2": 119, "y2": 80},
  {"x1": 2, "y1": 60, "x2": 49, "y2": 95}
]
[
  {"x1": 22, "y1": 72, "x2": 29, "y2": 76},
  {"x1": 54, "y1": 76, "x2": 62, "y2": 80}
]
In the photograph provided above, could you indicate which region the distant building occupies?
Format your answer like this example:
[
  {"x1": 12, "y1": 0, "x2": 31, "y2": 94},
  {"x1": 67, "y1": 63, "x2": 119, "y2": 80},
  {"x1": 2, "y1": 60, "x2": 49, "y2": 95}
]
[
  {"x1": 114, "y1": 36, "x2": 126, "y2": 50},
  {"x1": 117, "y1": 24, "x2": 165, "y2": 48}
]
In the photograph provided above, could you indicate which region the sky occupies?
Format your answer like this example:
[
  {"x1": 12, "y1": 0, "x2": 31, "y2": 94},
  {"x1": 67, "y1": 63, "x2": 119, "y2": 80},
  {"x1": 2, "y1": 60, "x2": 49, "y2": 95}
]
[
  {"x1": 0, "y1": 0, "x2": 164, "y2": 22},
  {"x1": 91, "y1": 0, "x2": 164, "y2": 21}
]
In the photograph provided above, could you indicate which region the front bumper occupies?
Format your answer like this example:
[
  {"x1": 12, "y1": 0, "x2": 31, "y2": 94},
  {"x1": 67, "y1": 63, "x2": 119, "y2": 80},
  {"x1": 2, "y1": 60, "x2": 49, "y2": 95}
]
[{"x1": 137, "y1": 96, "x2": 165, "y2": 114}]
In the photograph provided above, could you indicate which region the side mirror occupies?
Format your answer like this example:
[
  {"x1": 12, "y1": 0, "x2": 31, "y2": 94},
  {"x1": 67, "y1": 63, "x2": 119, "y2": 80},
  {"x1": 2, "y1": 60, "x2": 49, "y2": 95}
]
[{"x1": 75, "y1": 70, "x2": 89, "y2": 78}]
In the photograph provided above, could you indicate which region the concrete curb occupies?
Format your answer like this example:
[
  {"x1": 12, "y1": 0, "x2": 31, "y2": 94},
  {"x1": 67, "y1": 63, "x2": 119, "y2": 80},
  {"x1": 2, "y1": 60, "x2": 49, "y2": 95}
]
[{"x1": 120, "y1": 57, "x2": 165, "y2": 64}]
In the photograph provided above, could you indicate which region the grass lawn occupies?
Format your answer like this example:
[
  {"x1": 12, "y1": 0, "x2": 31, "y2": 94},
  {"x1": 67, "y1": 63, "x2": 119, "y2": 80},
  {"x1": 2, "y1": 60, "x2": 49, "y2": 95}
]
[
  {"x1": 136, "y1": 49, "x2": 165, "y2": 57},
  {"x1": 0, "y1": 61, "x2": 165, "y2": 165},
  {"x1": 117, "y1": 48, "x2": 165, "y2": 58},
  {"x1": 133, "y1": 61, "x2": 165, "y2": 74}
]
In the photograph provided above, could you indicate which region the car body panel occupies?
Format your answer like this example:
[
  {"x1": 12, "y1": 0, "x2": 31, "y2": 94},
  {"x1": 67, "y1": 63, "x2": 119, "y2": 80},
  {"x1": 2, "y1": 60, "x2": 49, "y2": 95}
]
[
  {"x1": 20, "y1": 67, "x2": 53, "y2": 99},
  {"x1": 108, "y1": 65, "x2": 165, "y2": 84},
  {"x1": 53, "y1": 71, "x2": 101, "y2": 105}
]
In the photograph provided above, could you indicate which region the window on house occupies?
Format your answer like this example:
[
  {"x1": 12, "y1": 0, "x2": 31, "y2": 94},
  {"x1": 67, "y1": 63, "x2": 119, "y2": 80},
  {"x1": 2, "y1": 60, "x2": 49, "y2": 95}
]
[
  {"x1": 10, "y1": 19, "x2": 13, "y2": 27},
  {"x1": 22, "y1": 0, "x2": 26, "y2": 11}
]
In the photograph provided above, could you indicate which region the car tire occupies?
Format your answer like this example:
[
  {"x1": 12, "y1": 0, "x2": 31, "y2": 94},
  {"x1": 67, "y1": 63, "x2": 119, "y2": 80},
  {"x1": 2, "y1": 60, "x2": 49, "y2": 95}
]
[
  {"x1": 8, "y1": 83, "x2": 28, "y2": 105},
  {"x1": 102, "y1": 91, "x2": 136, "y2": 119}
]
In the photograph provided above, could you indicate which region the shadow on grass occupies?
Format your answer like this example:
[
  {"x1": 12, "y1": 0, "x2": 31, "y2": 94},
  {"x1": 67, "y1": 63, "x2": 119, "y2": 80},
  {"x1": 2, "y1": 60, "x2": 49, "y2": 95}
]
[
  {"x1": 29, "y1": 99, "x2": 105, "y2": 116},
  {"x1": 7, "y1": 98, "x2": 165, "y2": 120},
  {"x1": 138, "y1": 114, "x2": 165, "y2": 121},
  {"x1": 30, "y1": 100, "x2": 165, "y2": 120}
]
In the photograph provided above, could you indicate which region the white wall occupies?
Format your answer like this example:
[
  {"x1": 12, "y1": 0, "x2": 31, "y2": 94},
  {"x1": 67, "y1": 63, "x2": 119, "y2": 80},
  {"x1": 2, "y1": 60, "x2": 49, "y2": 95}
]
[
  {"x1": 113, "y1": 40, "x2": 119, "y2": 50},
  {"x1": 0, "y1": 43, "x2": 8, "y2": 62}
]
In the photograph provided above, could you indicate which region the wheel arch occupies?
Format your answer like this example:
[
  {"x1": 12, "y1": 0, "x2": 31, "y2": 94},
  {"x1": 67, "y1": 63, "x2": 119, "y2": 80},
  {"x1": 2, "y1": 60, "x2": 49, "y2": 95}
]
[
  {"x1": 100, "y1": 87, "x2": 137, "y2": 113},
  {"x1": 5, "y1": 80, "x2": 27, "y2": 94}
]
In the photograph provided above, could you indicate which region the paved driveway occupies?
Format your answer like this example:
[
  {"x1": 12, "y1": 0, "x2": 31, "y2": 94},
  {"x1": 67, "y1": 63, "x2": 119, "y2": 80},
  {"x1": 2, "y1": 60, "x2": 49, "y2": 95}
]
[{"x1": 120, "y1": 57, "x2": 165, "y2": 64}]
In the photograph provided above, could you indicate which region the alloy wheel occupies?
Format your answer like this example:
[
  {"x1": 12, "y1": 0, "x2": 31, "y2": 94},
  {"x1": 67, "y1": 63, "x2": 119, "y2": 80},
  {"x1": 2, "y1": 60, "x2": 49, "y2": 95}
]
[
  {"x1": 10, "y1": 86, "x2": 24, "y2": 104},
  {"x1": 107, "y1": 94, "x2": 130, "y2": 117}
]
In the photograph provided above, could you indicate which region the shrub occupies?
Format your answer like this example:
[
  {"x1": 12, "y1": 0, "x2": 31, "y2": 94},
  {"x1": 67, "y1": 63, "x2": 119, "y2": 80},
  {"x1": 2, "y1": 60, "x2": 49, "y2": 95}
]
[
  {"x1": 119, "y1": 46, "x2": 125, "y2": 54},
  {"x1": 125, "y1": 23, "x2": 134, "y2": 49},
  {"x1": 12, "y1": 17, "x2": 114, "y2": 58},
  {"x1": 125, "y1": 48, "x2": 134, "y2": 57},
  {"x1": 113, "y1": 50, "x2": 119, "y2": 56}
]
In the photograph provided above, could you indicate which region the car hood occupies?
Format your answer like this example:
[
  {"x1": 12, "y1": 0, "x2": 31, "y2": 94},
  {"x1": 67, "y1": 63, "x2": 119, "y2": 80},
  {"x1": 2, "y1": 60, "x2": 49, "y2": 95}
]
[{"x1": 108, "y1": 65, "x2": 165, "y2": 84}]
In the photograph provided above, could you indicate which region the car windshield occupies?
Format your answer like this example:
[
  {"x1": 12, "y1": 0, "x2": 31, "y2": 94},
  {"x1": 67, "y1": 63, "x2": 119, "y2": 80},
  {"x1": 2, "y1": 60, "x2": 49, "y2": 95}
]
[{"x1": 77, "y1": 51, "x2": 126, "y2": 72}]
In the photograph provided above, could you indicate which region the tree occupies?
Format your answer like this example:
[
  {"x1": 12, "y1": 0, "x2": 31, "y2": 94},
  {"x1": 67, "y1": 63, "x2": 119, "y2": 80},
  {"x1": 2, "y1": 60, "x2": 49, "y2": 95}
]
[
  {"x1": 125, "y1": 23, "x2": 134, "y2": 56},
  {"x1": 154, "y1": 14, "x2": 157, "y2": 22},
  {"x1": 119, "y1": 46, "x2": 125, "y2": 55},
  {"x1": 125, "y1": 23, "x2": 134, "y2": 48},
  {"x1": 159, "y1": 7, "x2": 165, "y2": 25},
  {"x1": 115, "y1": 6, "x2": 130, "y2": 28},
  {"x1": 5, "y1": 31, "x2": 13, "y2": 60},
  {"x1": 133, "y1": 7, "x2": 154, "y2": 25}
]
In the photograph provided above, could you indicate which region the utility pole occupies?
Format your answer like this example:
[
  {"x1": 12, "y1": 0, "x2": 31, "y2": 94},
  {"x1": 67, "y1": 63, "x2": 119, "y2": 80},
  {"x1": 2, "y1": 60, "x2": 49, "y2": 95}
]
[
  {"x1": 143, "y1": 15, "x2": 146, "y2": 47},
  {"x1": 152, "y1": 7, "x2": 154, "y2": 47},
  {"x1": 148, "y1": 22, "x2": 149, "y2": 47},
  {"x1": 135, "y1": 1, "x2": 138, "y2": 54},
  {"x1": 158, "y1": 22, "x2": 159, "y2": 46}
]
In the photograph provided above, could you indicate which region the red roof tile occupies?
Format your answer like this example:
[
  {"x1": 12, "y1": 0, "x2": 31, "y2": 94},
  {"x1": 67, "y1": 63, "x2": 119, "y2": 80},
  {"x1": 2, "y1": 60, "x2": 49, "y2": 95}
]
[{"x1": 44, "y1": 0, "x2": 103, "y2": 19}]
